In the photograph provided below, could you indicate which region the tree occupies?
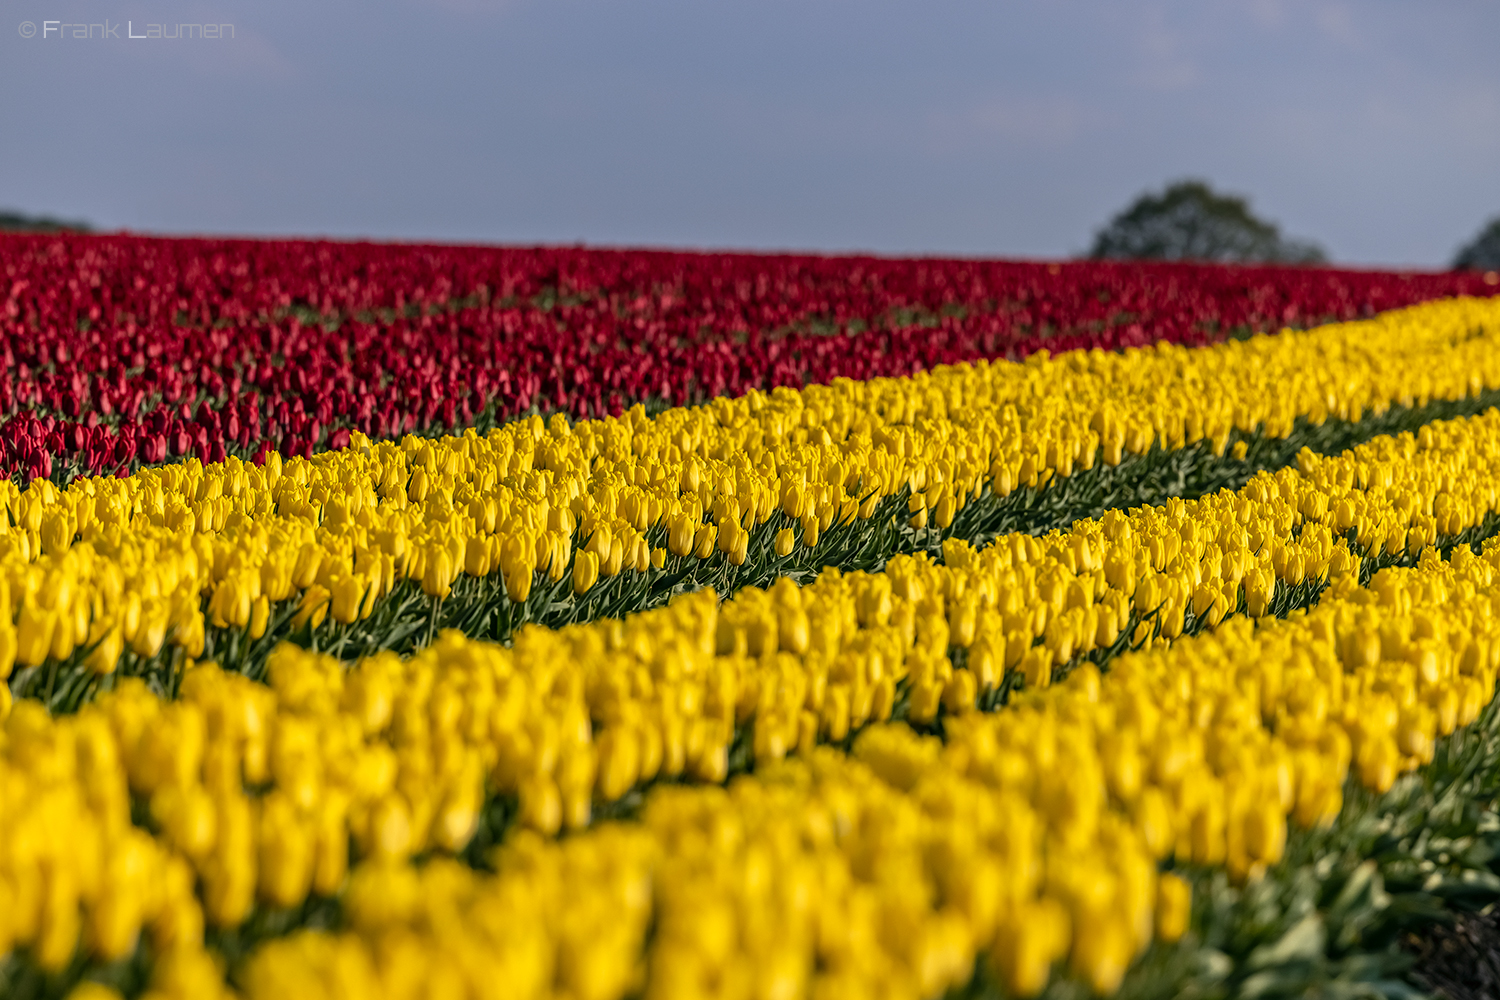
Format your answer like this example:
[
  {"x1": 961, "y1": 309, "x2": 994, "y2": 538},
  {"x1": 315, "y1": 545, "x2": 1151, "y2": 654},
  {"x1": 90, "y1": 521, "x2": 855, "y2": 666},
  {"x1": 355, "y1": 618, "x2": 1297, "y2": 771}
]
[
  {"x1": 1453, "y1": 217, "x2": 1500, "y2": 270},
  {"x1": 1088, "y1": 179, "x2": 1326, "y2": 265},
  {"x1": 0, "y1": 209, "x2": 91, "y2": 233}
]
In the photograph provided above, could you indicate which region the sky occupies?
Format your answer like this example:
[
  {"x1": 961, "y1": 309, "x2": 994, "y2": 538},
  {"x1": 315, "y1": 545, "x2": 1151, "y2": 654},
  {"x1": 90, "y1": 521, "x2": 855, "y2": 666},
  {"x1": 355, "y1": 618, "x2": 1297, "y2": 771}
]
[{"x1": 3, "y1": 0, "x2": 1498, "y2": 267}]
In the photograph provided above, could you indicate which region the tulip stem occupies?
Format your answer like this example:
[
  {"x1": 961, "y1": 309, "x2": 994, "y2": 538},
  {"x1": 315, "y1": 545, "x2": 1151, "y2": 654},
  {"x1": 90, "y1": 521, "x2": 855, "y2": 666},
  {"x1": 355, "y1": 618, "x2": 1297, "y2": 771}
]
[{"x1": 43, "y1": 659, "x2": 58, "y2": 711}]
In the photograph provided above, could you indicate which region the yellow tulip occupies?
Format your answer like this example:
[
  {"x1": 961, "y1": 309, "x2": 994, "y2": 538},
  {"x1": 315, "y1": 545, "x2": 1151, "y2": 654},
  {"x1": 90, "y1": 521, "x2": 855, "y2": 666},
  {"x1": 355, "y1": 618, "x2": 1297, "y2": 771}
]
[
  {"x1": 501, "y1": 540, "x2": 535, "y2": 603},
  {"x1": 800, "y1": 512, "x2": 820, "y2": 548},
  {"x1": 290, "y1": 586, "x2": 332, "y2": 633},
  {"x1": 940, "y1": 669, "x2": 977, "y2": 715},
  {"x1": 421, "y1": 547, "x2": 454, "y2": 599},
  {"x1": 17, "y1": 603, "x2": 57, "y2": 667},
  {"x1": 518, "y1": 776, "x2": 562, "y2": 836},
  {"x1": 249, "y1": 595, "x2": 271, "y2": 640},
  {"x1": 991, "y1": 897, "x2": 1070, "y2": 998},
  {"x1": 330, "y1": 571, "x2": 368, "y2": 624},
  {"x1": 65, "y1": 981, "x2": 125, "y2": 1000},
  {"x1": 84, "y1": 626, "x2": 123, "y2": 676},
  {"x1": 692, "y1": 524, "x2": 718, "y2": 560},
  {"x1": 1154, "y1": 874, "x2": 1192, "y2": 943},
  {"x1": 0, "y1": 624, "x2": 15, "y2": 680},
  {"x1": 573, "y1": 550, "x2": 601, "y2": 596}
]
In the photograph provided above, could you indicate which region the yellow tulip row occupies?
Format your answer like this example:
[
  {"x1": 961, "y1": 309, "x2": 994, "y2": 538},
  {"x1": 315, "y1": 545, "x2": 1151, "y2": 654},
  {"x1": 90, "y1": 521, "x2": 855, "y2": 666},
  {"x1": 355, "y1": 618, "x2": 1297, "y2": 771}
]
[
  {"x1": 3, "y1": 296, "x2": 1500, "y2": 688},
  {"x1": 0, "y1": 699, "x2": 207, "y2": 973},
  {"x1": 221, "y1": 543, "x2": 1500, "y2": 1000},
  {"x1": 9, "y1": 402, "x2": 1500, "y2": 995},
  {"x1": 234, "y1": 741, "x2": 1181, "y2": 1000}
]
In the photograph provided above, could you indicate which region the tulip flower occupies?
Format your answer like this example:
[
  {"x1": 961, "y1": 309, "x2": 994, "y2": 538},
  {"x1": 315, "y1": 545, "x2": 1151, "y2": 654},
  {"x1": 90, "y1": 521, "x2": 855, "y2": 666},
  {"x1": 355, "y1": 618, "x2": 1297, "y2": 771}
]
[{"x1": 573, "y1": 550, "x2": 600, "y2": 595}]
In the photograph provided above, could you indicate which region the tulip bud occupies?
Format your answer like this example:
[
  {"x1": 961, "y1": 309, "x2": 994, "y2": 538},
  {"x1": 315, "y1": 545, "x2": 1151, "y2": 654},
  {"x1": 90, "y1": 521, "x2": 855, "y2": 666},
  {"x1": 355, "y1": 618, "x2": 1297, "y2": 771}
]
[
  {"x1": 991, "y1": 897, "x2": 1070, "y2": 998},
  {"x1": 728, "y1": 527, "x2": 749, "y2": 566},
  {"x1": 604, "y1": 534, "x2": 626, "y2": 576},
  {"x1": 464, "y1": 534, "x2": 490, "y2": 577},
  {"x1": 249, "y1": 595, "x2": 271, "y2": 640},
  {"x1": 330, "y1": 571, "x2": 368, "y2": 623},
  {"x1": 313, "y1": 796, "x2": 351, "y2": 896},
  {"x1": 1021, "y1": 647, "x2": 1052, "y2": 690},
  {"x1": 40, "y1": 509, "x2": 75, "y2": 557},
  {"x1": 290, "y1": 586, "x2": 332, "y2": 632},
  {"x1": 906, "y1": 677, "x2": 944, "y2": 726},
  {"x1": 35, "y1": 870, "x2": 82, "y2": 970},
  {"x1": 366, "y1": 794, "x2": 414, "y2": 860},
  {"x1": 668, "y1": 513, "x2": 696, "y2": 557},
  {"x1": 85, "y1": 884, "x2": 143, "y2": 968},
  {"x1": 934, "y1": 493, "x2": 957, "y2": 529},
  {"x1": 1155, "y1": 874, "x2": 1191, "y2": 943},
  {"x1": 154, "y1": 785, "x2": 219, "y2": 861},
  {"x1": 969, "y1": 636, "x2": 1002, "y2": 691},
  {"x1": 941, "y1": 669, "x2": 977, "y2": 715},
  {"x1": 1191, "y1": 581, "x2": 1218, "y2": 620},
  {"x1": 777, "y1": 606, "x2": 810, "y2": 655},
  {"x1": 1070, "y1": 904, "x2": 1132, "y2": 997},
  {"x1": 544, "y1": 534, "x2": 570, "y2": 582},
  {"x1": 821, "y1": 684, "x2": 851, "y2": 742},
  {"x1": 781, "y1": 482, "x2": 805, "y2": 519},
  {"x1": 948, "y1": 596, "x2": 977, "y2": 647},
  {"x1": 991, "y1": 459, "x2": 1016, "y2": 495},
  {"x1": 586, "y1": 524, "x2": 613, "y2": 560},
  {"x1": 291, "y1": 543, "x2": 324, "y2": 590},
  {"x1": 692, "y1": 524, "x2": 718, "y2": 559},
  {"x1": 688, "y1": 722, "x2": 730, "y2": 783},
  {"x1": 0, "y1": 623, "x2": 16, "y2": 680},
  {"x1": 573, "y1": 550, "x2": 600, "y2": 595},
  {"x1": 595, "y1": 728, "x2": 641, "y2": 802},
  {"x1": 85, "y1": 626, "x2": 123, "y2": 676},
  {"x1": 1243, "y1": 799, "x2": 1287, "y2": 864},
  {"x1": 16, "y1": 603, "x2": 55, "y2": 668},
  {"x1": 774, "y1": 527, "x2": 796, "y2": 557},
  {"x1": 408, "y1": 467, "x2": 430, "y2": 503},
  {"x1": 1189, "y1": 793, "x2": 1226, "y2": 865},
  {"x1": 501, "y1": 537, "x2": 535, "y2": 603},
  {"x1": 518, "y1": 776, "x2": 562, "y2": 835},
  {"x1": 907, "y1": 490, "x2": 928, "y2": 527},
  {"x1": 800, "y1": 512, "x2": 820, "y2": 548}
]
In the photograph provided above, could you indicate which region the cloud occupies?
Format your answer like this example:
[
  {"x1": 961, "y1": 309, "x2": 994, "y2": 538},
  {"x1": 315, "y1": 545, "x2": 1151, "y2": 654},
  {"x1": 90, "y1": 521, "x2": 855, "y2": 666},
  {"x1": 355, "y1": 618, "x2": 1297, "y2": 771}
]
[
  {"x1": 1131, "y1": 6, "x2": 1200, "y2": 92},
  {"x1": 1314, "y1": 2, "x2": 1361, "y2": 47},
  {"x1": 924, "y1": 95, "x2": 1087, "y2": 155},
  {"x1": 183, "y1": 27, "x2": 298, "y2": 80},
  {"x1": 404, "y1": 0, "x2": 523, "y2": 14},
  {"x1": 1243, "y1": 0, "x2": 1287, "y2": 29},
  {"x1": 1249, "y1": 79, "x2": 1500, "y2": 163},
  {"x1": 99, "y1": 11, "x2": 299, "y2": 81}
]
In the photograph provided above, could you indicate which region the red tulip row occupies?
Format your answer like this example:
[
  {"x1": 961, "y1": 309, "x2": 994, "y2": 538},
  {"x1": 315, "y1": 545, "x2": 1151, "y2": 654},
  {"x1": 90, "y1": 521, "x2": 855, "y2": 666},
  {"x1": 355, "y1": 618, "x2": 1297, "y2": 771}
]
[
  {"x1": 4, "y1": 232, "x2": 1497, "y2": 483},
  {"x1": 7, "y1": 232, "x2": 1496, "y2": 340}
]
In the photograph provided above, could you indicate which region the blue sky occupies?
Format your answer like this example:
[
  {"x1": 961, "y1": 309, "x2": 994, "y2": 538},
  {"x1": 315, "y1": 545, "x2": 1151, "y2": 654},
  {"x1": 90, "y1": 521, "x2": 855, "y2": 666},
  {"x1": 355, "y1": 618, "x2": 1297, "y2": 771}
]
[{"x1": 4, "y1": 1, "x2": 1497, "y2": 265}]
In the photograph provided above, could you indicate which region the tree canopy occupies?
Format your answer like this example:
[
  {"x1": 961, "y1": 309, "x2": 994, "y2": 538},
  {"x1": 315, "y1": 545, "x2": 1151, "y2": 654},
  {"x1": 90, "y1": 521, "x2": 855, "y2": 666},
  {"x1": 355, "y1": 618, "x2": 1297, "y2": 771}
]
[
  {"x1": 0, "y1": 209, "x2": 91, "y2": 233},
  {"x1": 1088, "y1": 179, "x2": 1326, "y2": 265},
  {"x1": 1453, "y1": 217, "x2": 1500, "y2": 270}
]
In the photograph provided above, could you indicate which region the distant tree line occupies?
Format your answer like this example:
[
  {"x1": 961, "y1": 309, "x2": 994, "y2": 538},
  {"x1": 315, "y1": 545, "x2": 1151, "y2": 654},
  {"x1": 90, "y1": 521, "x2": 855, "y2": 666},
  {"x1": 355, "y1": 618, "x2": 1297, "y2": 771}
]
[
  {"x1": 1088, "y1": 179, "x2": 1325, "y2": 265},
  {"x1": 1087, "y1": 179, "x2": 1500, "y2": 271},
  {"x1": 1454, "y1": 217, "x2": 1500, "y2": 270},
  {"x1": 3, "y1": 189, "x2": 1497, "y2": 270},
  {"x1": 0, "y1": 209, "x2": 92, "y2": 233}
]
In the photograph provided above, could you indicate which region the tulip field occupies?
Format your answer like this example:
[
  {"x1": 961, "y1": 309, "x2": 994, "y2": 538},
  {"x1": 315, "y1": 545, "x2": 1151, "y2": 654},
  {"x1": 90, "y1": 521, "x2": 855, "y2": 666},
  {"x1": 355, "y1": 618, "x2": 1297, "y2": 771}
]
[{"x1": 7, "y1": 234, "x2": 1500, "y2": 1000}]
